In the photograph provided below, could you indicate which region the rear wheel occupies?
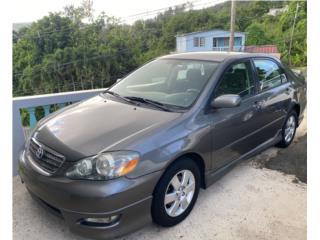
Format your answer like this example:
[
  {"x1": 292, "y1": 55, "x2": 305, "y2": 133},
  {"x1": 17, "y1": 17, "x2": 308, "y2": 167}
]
[
  {"x1": 276, "y1": 110, "x2": 298, "y2": 148},
  {"x1": 151, "y1": 158, "x2": 200, "y2": 227}
]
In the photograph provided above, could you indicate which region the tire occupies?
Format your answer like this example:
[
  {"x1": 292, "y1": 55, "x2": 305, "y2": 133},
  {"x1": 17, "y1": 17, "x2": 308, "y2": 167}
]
[
  {"x1": 276, "y1": 110, "x2": 298, "y2": 148},
  {"x1": 151, "y1": 157, "x2": 201, "y2": 227}
]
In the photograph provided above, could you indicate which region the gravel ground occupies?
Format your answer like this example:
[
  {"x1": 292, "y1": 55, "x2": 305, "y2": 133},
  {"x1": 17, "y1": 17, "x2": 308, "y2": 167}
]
[{"x1": 13, "y1": 113, "x2": 307, "y2": 240}]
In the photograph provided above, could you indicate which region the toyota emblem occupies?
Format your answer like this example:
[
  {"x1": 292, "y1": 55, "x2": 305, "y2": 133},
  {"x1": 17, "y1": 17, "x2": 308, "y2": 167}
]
[{"x1": 36, "y1": 147, "x2": 44, "y2": 159}]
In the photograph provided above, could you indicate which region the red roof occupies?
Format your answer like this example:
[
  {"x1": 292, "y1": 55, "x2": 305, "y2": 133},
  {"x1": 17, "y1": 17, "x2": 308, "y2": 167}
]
[{"x1": 245, "y1": 45, "x2": 279, "y2": 54}]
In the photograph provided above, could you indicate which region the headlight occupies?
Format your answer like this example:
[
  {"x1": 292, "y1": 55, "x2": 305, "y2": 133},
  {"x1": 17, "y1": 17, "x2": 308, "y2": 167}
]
[{"x1": 66, "y1": 151, "x2": 139, "y2": 180}]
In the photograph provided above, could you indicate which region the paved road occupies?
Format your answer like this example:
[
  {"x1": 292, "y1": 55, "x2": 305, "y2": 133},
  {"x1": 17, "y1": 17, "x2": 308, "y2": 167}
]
[{"x1": 13, "y1": 115, "x2": 307, "y2": 240}]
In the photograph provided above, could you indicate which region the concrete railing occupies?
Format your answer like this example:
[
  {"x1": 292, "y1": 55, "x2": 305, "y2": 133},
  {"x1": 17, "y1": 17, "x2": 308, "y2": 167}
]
[{"x1": 12, "y1": 88, "x2": 105, "y2": 176}]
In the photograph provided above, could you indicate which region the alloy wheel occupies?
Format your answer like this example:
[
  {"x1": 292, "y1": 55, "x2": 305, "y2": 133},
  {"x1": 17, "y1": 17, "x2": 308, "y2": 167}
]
[
  {"x1": 164, "y1": 170, "x2": 195, "y2": 217},
  {"x1": 284, "y1": 115, "x2": 296, "y2": 143}
]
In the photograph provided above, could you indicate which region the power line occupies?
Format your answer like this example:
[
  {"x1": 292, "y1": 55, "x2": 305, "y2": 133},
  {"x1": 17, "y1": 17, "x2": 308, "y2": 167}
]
[
  {"x1": 15, "y1": 0, "x2": 223, "y2": 39},
  {"x1": 122, "y1": 0, "x2": 226, "y2": 20},
  {"x1": 16, "y1": 10, "x2": 291, "y2": 43},
  {"x1": 13, "y1": 31, "x2": 306, "y2": 97},
  {"x1": 13, "y1": 31, "x2": 306, "y2": 79},
  {"x1": 13, "y1": 1, "x2": 306, "y2": 78},
  {"x1": 122, "y1": 0, "x2": 200, "y2": 20},
  {"x1": 14, "y1": 0, "x2": 290, "y2": 41},
  {"x1": 14, "y1": 31, "x2": 306, "y2": 78}
]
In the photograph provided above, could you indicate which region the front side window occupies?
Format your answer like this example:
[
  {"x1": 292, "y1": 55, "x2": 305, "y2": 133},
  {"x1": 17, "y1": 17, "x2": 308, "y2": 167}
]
[
  {"x1": 216, "y1": 62, "x2": 255, "y2": 99},
  {"x1": 253, "y1": 59, "x2": 287, "y2": 91},
  {"x1": 110, "y1": 59, "x2": 219, "y2": 108}
]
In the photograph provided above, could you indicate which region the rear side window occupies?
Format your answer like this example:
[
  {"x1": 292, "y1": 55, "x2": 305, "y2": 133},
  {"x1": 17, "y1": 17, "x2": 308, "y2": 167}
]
[
  {"x1": 253, "y1": 59, "x2": 287, "y2": 91},
  {"x1": 216, "y1": 62, "x2": 255, "y2": 99}
]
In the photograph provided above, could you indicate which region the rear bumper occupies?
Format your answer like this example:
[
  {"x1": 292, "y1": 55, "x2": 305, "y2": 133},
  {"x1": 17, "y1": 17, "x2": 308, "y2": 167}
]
[{"x1": 19, "y1": 150, "x2": 163, "y2": 239}]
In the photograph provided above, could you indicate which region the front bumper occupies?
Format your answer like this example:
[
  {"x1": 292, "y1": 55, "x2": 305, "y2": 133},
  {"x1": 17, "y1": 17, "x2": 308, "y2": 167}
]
[{"x1": 19, "y1": 150, "x2": 163, "y2": 239}]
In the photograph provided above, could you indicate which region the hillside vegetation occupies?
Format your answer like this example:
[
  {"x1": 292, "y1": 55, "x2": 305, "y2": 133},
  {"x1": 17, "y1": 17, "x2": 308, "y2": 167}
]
[{"x1": 13, "y1": 0, "x2": 306, "y2": 97}]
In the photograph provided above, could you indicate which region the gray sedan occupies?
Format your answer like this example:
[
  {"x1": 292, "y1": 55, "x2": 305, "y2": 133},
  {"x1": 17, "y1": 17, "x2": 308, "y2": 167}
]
[{"x1": 19, "y1": 52, "x2": 306, "y2": 239}]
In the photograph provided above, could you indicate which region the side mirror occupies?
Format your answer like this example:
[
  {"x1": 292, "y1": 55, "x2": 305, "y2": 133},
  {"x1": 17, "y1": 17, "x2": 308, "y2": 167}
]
[
  {"x1": 116, "y1": 78, "x2": 122, "y2": 83},
  {"x1": 211, "y1": 94, "x2": 241, "y2": 109}
]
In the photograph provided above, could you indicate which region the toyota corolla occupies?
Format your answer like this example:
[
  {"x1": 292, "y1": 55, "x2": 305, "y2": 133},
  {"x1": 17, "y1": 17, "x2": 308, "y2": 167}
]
[{"x1": 19, "y1": 52, "x2": 306, "y2": 239}]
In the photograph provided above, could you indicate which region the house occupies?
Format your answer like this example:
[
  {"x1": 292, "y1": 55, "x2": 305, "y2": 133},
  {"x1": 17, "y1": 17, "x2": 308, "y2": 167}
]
[
  {"x1": 267, "y1": 5, "x2": 288, "y2": 16},
  {"x1": 176, "y1": 29, "x2": 246, "y2": 53}
]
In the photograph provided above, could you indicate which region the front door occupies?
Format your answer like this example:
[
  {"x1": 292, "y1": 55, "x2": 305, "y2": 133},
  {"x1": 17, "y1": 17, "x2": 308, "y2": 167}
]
[{"x1": 209, "y1": 60, "x2": 266, "y2": 170}]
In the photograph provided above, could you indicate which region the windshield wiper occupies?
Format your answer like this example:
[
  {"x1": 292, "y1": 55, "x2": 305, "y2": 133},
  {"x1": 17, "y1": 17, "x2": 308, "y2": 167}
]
[
  {"x1": 103, "y1": 90, "x2": 137, "y2": 105},
  {"x1": 124, "y1": 96, "x2": 173, "y2": 112}
]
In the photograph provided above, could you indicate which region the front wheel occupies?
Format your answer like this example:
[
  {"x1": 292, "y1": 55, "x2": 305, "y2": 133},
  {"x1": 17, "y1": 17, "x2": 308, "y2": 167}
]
[
  {"x1": 276, "y1": 111, "x2": 298, "y2": 148},
  {"x1": 151, "y1": 158, "x2": 200, "y2": 227}
]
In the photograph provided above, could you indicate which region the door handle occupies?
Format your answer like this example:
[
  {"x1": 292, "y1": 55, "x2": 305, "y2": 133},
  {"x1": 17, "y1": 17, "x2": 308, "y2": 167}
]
[
  {"x1": 253, "y1": 100, "x2": 264, "y2": 110},
  {"x1": 285, "y1": 87, "x2": 291, "y2": 95}
]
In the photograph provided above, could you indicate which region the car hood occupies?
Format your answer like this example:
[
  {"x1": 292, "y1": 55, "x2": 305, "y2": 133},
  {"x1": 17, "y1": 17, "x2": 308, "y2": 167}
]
[{"x1": 34, "y1": 95, "x2": 181, "y2": 161}]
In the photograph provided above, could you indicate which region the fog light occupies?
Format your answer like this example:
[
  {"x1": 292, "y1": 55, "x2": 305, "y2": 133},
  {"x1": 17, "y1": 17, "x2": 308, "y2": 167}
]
[{"x1": 80, "y1": 215, "x2": 120, "y2": 227}]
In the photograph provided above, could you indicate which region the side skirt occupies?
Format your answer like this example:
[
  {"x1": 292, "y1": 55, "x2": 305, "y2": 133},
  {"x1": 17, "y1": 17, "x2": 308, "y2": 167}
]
[{"x1": 204, "y1": 130, "x2": 282, "y2": 188}]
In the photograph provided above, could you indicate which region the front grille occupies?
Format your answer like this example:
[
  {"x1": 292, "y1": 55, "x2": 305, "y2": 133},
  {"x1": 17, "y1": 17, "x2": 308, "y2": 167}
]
[{"x1": 28, "y1": 138, "x2": 66, "y2": 174}]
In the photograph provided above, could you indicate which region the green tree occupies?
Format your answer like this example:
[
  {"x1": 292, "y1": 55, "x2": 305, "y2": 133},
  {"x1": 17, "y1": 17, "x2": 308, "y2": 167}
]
[
  {"x1": 245, "y1": 23, "x2": 271, "y2": 45},
  {"x1": 13, "y1": 0, "x2": 307, "y2": 98}
]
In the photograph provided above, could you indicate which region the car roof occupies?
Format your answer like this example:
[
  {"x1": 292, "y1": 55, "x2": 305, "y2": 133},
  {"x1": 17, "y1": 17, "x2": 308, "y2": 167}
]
[{"x1": 159, "y1": 51, "x2": 279, "y2": 62}]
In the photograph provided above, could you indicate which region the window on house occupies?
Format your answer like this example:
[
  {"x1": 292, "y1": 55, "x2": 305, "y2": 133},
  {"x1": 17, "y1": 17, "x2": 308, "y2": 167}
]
[
  {"x1": 193, "y1": 37, "x2": 199, "y2": 47},
  {"x1": 199, "y1": 37, "x2": 205, "y2": 47},
  {"x1": 213, "y1": 38, "x2": 217, "y2": 47},
  {"x1": 224, "y1": 37, "x2": 229, "y2": 47},
  {"x1": 193, "y1": 37, "x2": 205, "y2": 47}
]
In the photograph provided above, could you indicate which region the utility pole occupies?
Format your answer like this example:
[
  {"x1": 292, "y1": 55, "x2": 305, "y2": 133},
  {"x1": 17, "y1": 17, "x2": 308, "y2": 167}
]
[
  {"x1": 288, "y1": 2, "x2": 299, "y2": 66},
  {"x1": 229, "y1": 0, "x2": 236, "y2": 52}
]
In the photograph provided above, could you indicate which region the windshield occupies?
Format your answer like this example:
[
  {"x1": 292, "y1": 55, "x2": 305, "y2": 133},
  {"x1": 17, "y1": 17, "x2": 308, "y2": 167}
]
[{"x1": 109, "y1": 59, "x2": 219, "y2": 109}]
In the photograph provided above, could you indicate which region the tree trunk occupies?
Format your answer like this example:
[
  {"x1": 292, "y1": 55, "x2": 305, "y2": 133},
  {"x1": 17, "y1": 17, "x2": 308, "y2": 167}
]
[
  {"x1": 79, "y1": 72, "x2": 84, "y2": 90},
  {"x1": 71, "y1": 75, "x2": 76, "y2": 91}
]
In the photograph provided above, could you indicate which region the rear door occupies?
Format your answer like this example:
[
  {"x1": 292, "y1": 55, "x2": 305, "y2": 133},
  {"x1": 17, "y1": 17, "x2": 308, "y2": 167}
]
[{"x1": 251, "y1": 58, "x2": 292, "y2": 141}]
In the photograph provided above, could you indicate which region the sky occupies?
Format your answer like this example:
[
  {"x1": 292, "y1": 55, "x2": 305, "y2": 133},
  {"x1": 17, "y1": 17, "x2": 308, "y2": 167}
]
[{"x1": 12, "y1": 0, "x2": 226, "y2": 24}]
